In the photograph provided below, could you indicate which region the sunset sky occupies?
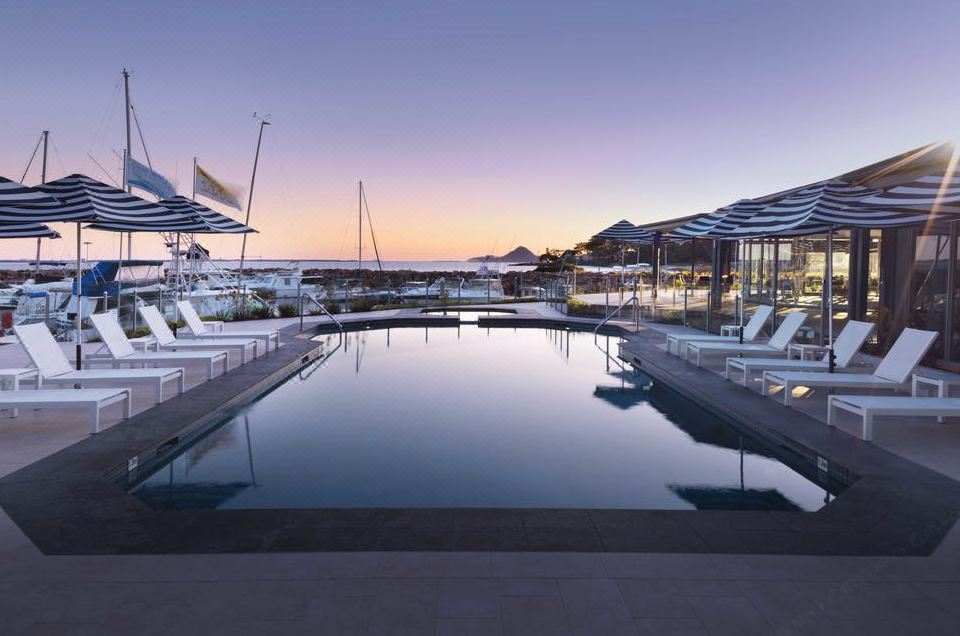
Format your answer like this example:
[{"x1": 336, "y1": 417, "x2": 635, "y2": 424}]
[{"x1": 2, "y1": 0, "x2": 960, "y2": 261}]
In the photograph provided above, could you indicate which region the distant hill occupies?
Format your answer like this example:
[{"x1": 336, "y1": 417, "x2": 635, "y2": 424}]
[{"x1": 467, "y1": 246, "x2": 538, "y2": 263}]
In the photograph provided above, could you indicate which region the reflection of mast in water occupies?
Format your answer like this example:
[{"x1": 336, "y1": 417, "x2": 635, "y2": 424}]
[{"x1": 245, "y1": 414, "x2": 257, "y2": 487}]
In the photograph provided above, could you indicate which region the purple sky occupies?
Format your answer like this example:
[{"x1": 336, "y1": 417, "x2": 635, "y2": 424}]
[{"x1": 2, "y1": 0, "x2": 959, "y2": 260}]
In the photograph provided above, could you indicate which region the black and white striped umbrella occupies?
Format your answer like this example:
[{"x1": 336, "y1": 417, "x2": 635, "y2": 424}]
[
  {"x1": 0, "y1": 176, "x2": 63, "y2": 211},
  {"x1": 158, "y1": 196, "x2": 255, "y2": 234},
  {"x1": 25, "y1": 174, "x2": 180, "y2": 224},
  {"x1": 593, "y1": 219, "x2": 656, "y2": 243},
  {"x1": 13, "y1": 175, "x2": 180, "y2": 370},
  {"x1": 0, "y1": 222, "x2": 60, "y2": 239}
]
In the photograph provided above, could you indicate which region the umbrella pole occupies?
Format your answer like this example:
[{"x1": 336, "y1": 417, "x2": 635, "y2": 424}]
[
  {"x1": 827, "y1": 230, "x2": 835, "y2": 372},
  {"x1": 173, "y1": 233, "x2": 181, "y2": 336},
  {"x1": 738, "y1": 240, "x2": 744, "y2": 344},
  {"x1": 75, "y1": 222, "x2": 82, "y2": 370}
]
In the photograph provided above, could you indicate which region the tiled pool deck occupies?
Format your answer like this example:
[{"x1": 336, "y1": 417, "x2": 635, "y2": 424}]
[{"x1": 0, "y1": 304, "x2": 959, "y2": 634}]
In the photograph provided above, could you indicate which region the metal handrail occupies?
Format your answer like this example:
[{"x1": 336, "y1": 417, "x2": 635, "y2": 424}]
[
  {"x1": 593, "y1": 294, "x2": 639, "y2": 336},
  {"x1": 299, "y1": 292, "x2": 344, "y2": 339}
]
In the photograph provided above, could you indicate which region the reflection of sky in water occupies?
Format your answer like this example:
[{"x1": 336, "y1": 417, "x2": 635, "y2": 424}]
[{"x1": 133, "y1": 327, "x2": 833, "y2": 511}]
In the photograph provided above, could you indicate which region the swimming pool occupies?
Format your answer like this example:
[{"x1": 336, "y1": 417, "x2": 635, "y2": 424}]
[{"x1": 130, "y1": 325, "x2": 837, "y2": 511}]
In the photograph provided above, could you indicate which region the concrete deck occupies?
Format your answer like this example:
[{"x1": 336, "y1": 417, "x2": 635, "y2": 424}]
[{"x1": 0, "y1": 306, "x2": 958, "y2": 634}]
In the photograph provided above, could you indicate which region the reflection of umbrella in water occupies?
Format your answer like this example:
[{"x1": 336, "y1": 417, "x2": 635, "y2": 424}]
[
  {"x1": 593, "y1": 369, "x2": 653, "y2": 410},
  {"x1": 668, "y1": 484, "x2": 802, "y2": 511},
  {"x1": 134, "y1": 481, "x2": 251, "y2": 510}
]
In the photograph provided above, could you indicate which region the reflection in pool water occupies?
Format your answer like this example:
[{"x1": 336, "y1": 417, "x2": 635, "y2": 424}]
[{"x1": 132, "y1": 326, "x2": 836, "y2": 511}]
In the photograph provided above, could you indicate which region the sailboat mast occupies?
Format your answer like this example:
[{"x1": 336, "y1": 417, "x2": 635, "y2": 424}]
[
  {"x1": 122, "y1": 68, "x2": 132, "y2": 259},
  {"x1": 239, "y1": 116, "x2": 269, "y2": 282},
  {"x1": 35, "y1": 130, "x2": 49, "y2": 279},
  {"x1": 358, "y1": 180, "x2": 363, "y2": 276},
  {"x1": 122, "y1": 69, "x2": 132, "y2": 192}
]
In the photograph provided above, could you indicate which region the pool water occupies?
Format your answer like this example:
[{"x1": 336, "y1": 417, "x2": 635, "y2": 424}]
[{"x1": 131, "y1": 326, "x2": 836, "y2": 511}]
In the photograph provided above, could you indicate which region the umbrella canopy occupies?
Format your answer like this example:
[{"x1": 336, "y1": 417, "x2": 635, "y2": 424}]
[
  {"x1": 0, "y1": 176, "x2": 63, "y2": 212},
  {"x1": 29, "y1": 174, "x2": 180, "y2": 224},
  {"x1": 592, "y1": 219, "x2": 656, "y2": 243},
  {"x1": 159, "y1": 196, "x2": 256, "y2": 233},
  {"x1": 0, "y1": 222, "x2": 60, "y2": 239},
  {"x1": 0, "y1": 223, "x2": 60, "y2": 238}
]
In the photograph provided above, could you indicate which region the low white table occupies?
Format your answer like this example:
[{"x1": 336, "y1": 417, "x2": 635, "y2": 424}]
[
  {"x1": 912, "y1": 372, "x2": 960, "y2": 398},
  {"x1": 912, "y1": 371, "x2": 960, "y2": 422},
  {"x1": 788, "y1": 343, "x2": 827, "y2": 361},
  {"x1": 0, "y1": 367, "x2": 42, "y2": 417},
  {"x1": 719, "y1": 325, "x2": 741, "y2": 336}
]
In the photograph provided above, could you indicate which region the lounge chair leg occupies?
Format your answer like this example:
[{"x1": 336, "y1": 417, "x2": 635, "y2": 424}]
[
  {"x1": 862, "y1": 412, "x2": 873, "y2": 441},
  {"x1": 90, "y1": 405, "x2": 100, "y2": 434},
  {"x1": 178, "y1": 373, "x2": 185, "y2": 394},
  {"x1": 155, "y1": 382, "x2": 163, "y2": 404},
  {"x1": 827, "y1": 398, "x2": 835, "y2": 427},
  {"x1": 783, "y1": 381, "x2": 792, "y2": 407}
]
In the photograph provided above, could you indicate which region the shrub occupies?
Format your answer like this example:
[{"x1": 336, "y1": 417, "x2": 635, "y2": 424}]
[
  {"x1": 277, "y1": 302, "x2": 299, "y2": 318},
  {"x1": 125, "y1": 325, "x2": 152, "y2": 338}
]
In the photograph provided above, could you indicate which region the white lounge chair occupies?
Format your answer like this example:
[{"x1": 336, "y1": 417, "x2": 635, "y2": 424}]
[
  {"x1": 0, "y1": 387, "x2": 130, "y2": 434},
  {"x1": 685, "y1": 311, "x2": 807, "y2": 368},
  {"x1": 762, "y1": 328, "x2": 939, "y2": 406},
  {"x1": 665, "y1": 305, "x2": 773, "y2": 357},
  {"x1": 14, "y1": 322, "x2": 185, "y2": 404},
  {"x1": 177, "y1": 300, "x2": 280, "y2": 353},
  {"x1": 139, "y1": 305, "x2": 258, "y2": 364},
  {"x1": 724, "y1": 320, "x2": 875, "y2": 386},
  {"x1": 827, "y1": 395, "x2": 960, "y2": 441},
  {"x1": 88, "y1": 312, "x2": 229, "y2": 381}
]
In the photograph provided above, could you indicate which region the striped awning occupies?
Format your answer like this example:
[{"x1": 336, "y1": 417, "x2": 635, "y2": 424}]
[
  {"x1": 7, "y1": 174, "x2": 179, "y2": 225},
  {"x1": 0, "y1": 176, "x2": 63, "y2": 211},
  {"x1": 592, "y1": 219, "x2": 657, "y2": 243},
  {"x1": 710, "y1": 182, "x2": 884, "y2": 239},
  {"x1": 670, "y1": 199, "x2": 769, "y2": 239},
  {"x1": 855, "y1": 169, "x2": 960, "y2": 215},
  {"x1": 0, "y1": 222, "x2": 61, "y2": 239}
]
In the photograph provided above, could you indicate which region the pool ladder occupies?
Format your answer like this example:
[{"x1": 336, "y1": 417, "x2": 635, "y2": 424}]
[{"x1": 299, "y1": 292, "x2": 344, "y2": 343}]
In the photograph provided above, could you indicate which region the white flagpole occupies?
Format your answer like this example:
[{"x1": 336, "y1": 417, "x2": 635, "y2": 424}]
[{"x1": 238, "y1": 116, "x2": 270, "y2": 295}]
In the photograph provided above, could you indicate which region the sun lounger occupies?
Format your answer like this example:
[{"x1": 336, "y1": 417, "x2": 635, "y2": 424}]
[
  {"x1": 139, "y1": 305, "x2": 258, "y2": 364},
  {"x1": 762, "y1": 328, "x2": 939, "y2": 406},
  {"x1": 725, "y1": 320, "x2": 874, "y2": 385},
  {"x1": 89, "y1": 312, "x2": 229, "y2": 381},
  {"x1": 685, "y1": 311, "x2": 807, "y2": 368},
  {"x1": 177, "y1": 300, "x2": 280, "y2": 353},
  {"x1": 827, "y1": 395, "x2": 960, "y2": 441},
  {"x1": 14, "y1": 322, "x2": 185, "y2": 404},
  {"x1": 665, "y1": 305, "x2": 772, "y2": 356},
  {"x1": 0, "y1": 388, "x2": 131, "y2": 434}
]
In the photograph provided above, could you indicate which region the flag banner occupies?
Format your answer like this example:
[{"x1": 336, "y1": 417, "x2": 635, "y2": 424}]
[
  {"x1": 195, "y1": 164, "x2": 242, "y2": 210},
  {"x1": 126, "y1": 156, "x2": 176, "y2": 200}
]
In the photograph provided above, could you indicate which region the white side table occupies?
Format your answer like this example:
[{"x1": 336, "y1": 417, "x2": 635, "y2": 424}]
[
  {"x1": 912, "y1": 372, "x2": 960, "y2": 423},
  {"x1": 719, "y1": 325, "x2": 740, "y2": 336},
  {"x1": 788, "y1": 343, "x2": 828, "y2": 361},
  {"x1": 1, "y1": 367, "x2": 42, "y2": 417}
]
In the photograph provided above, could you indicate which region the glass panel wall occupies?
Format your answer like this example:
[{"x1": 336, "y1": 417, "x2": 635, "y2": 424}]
[{"x1": 909, "y1": 228, "x2": 951, "y2": 363}]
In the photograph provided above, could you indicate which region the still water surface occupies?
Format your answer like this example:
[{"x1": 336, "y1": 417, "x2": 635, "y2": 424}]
[{"x1": 132, "y1": 326, "x2": 834, "y2": 511}]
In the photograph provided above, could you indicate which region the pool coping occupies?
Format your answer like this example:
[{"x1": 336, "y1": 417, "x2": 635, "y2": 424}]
[{"x1": 0, "y1": 309, "x2": 958, "y2": 555}]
